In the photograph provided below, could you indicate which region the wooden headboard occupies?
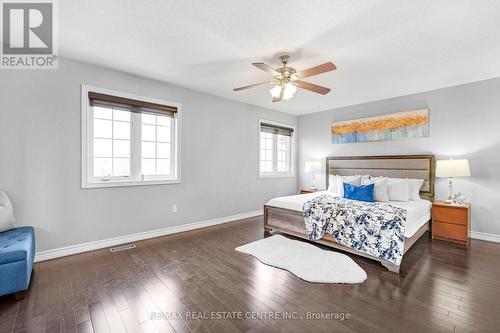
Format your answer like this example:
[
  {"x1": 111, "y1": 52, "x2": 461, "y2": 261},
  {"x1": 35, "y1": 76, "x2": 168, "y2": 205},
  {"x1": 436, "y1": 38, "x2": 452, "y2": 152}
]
[{"x1": 325, "y1": 155, "x2": 435, "y2": 201}]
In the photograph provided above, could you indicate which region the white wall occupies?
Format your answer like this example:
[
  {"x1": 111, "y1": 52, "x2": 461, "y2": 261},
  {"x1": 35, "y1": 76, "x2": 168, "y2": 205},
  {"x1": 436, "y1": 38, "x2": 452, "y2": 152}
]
[
  {"x1": 298, "y1": 78, "x2": 500, "y2": 237},
  {"x1": 0, "y1": 58, "x2": 297, "y2": 252}
]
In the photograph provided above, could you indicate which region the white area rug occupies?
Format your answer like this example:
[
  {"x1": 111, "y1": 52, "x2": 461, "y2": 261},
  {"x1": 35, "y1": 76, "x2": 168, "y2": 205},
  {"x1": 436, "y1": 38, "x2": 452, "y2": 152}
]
[{"x1": 235, "y1": 235, "x2": 367, "y2": 284}]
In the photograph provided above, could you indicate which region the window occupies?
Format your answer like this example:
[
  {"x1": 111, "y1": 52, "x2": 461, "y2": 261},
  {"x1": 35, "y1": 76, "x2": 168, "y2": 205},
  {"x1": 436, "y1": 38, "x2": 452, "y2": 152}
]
[
  {"x1": 259, "y1": 120, "x2": 295, "y2": 177},
  {"x1": 92, "y1": 106, "x2": 131, "y2": 178},
  {"x1": 82, "y1": 86, "x2": 181, "y2": 188},
  {"x1": 141, "y1": 113, "x2": 173, "y2": 177}
]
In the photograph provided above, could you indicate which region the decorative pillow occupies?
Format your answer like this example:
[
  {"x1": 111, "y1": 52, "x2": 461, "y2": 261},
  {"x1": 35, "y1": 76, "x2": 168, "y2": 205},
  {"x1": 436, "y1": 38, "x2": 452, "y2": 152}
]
[
  {"x1": 387, "y1": 178, "x2": 410, "y2": 202},
  {"x1": 343, "y1": 183, "x2": 375, "y2": 202},
  {"x1": 0, "y1": 190, "x2": 16, "y2": 233},
  {"x1": 409, "y1": 179, "x2": 424, "y2": 200},
  {"x1": 336, "y1": 175, "x2": 362, "y2": 197},
  {"x1": 328, "y1": 174, "x2": 338, "y2": 192},
  {"x1": 361, "y1": 177, "x2": 389, "y2": 202}
]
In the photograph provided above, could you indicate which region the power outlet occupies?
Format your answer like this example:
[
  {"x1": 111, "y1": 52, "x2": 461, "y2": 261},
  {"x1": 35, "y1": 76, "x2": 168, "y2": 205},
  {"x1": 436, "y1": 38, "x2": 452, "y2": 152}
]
[{"x1": 172, "y1": 204, "x2": 178, "y2": 213}]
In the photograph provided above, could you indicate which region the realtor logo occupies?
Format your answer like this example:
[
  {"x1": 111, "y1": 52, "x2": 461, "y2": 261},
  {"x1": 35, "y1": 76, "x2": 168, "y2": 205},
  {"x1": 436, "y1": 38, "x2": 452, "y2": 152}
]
[{"x1": 1, "y1": 0, "x2": 58, "y2": 69}]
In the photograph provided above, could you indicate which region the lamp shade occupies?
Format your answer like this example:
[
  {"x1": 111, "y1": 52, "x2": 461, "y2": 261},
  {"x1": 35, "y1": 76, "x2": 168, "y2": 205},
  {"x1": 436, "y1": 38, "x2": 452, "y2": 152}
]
[
  {"x1": 436, "y1": 159, "x2": 471, "y2": 177},
  {"x1": 305, "y1": 160, "x2": 321, "y2": 173},
  {"x1": 270, "y1": 85, "x2": 282, "y2": 98}
]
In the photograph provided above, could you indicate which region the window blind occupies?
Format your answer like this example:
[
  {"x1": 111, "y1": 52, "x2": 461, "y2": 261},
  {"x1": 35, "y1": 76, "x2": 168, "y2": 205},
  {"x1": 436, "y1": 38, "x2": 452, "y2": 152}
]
[
  {"x1": 88, "y1": 92, "x2": 178, "y2": 117},
  {"x1": 260, "y1": 123, "x2": 294, "y2": 137}
]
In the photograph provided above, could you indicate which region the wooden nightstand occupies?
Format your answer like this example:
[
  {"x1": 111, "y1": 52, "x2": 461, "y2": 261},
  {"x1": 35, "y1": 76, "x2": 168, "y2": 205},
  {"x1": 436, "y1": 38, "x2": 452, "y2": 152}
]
[
  {"x1": 432, "y1": 201, "x2": 470, "y2": 246},
  {"x1": 299, "y1": 188, "x2": 323, "y2": 194}
]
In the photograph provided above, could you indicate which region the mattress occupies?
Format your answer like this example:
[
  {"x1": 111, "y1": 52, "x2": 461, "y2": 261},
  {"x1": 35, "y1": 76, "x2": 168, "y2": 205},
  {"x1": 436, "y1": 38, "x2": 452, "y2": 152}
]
[{"x1": 266, "y1": 191, "x2": 431, "y2": 238}]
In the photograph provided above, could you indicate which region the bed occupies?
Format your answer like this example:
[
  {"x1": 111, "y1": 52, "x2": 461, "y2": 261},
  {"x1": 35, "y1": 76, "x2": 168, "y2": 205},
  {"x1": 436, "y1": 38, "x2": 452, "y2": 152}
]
[{"x1": 263, "y1": 154, "x2": 435, "y2": 273}]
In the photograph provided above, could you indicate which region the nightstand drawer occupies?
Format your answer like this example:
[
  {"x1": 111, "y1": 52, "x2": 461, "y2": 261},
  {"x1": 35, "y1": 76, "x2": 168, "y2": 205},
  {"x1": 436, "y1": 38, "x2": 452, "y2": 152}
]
[
  {"x1": 432, "y1": 206, "x2": 468, "y2": 225},
  {"x1": 432, "y1": 221, "x2": 468, "y2": 242}
]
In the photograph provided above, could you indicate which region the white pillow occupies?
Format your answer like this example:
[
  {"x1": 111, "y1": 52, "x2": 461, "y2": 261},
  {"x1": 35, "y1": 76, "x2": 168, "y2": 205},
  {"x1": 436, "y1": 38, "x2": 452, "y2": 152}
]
[
  {"x1": 0, "y1": 190, "x2": 16, "y2": 233},
  {"x1": 328, "y1": 174, "x2": 338, "y2": 192},
  {"x1": 337, "y1": 175, "x2": 362, "y2": 197},
  {"x1": 387, "y1": 178, "x2": 410, "y2": 202},
  {"x1": 409, "y1": 179, "x2": 424, "y2": 200},
  {"x1": 328, "y1": 174, "x2": 365, "y2": 193},
  {"x1": 370, "y1": 176, "x2": 385, "y2": 181},
  {"x1": 361, "y1": 177, "x2": 389, "y2": 202}
]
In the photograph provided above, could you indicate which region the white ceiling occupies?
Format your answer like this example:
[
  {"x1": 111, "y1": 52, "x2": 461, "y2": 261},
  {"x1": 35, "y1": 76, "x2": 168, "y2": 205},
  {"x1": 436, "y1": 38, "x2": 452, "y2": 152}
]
[{"x1": 59, "y1": 0, "x2": 500, "y2": 115}]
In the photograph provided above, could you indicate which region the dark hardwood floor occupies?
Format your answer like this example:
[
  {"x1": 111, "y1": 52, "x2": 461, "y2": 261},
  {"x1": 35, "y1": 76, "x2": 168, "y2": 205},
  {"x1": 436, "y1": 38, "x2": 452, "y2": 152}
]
[{"x1": 1, "y1": 216, "x2": 500, "y2": 333}]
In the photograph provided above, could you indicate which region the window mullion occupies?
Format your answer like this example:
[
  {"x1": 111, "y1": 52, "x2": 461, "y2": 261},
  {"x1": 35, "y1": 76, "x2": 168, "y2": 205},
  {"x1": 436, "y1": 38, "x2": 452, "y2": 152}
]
[
  {"x1": 272, "y1": 134, "x2": 278, "y2": 173},
  {"x1": 154, "y1": 116, "x2": 158, "y2": 175},
  {"x1": 110, "y1": 110, "x2": 114, "y2": 177},
  {"x1": 288, "y1": 136, "x2": 291, "y2": 172},
  {"x1": 170, "y1": 117, "x2": 176, "y2": 177},
  {"x1": 131, "y1": 113, "x2": 141, "y2": 180}
]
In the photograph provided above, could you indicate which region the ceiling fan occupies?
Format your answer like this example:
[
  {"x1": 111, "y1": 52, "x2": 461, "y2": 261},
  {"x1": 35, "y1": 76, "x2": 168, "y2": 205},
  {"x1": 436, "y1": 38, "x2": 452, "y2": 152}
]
[{"x1": 233, "y1": 55, "x2": 337, "y2": 102}]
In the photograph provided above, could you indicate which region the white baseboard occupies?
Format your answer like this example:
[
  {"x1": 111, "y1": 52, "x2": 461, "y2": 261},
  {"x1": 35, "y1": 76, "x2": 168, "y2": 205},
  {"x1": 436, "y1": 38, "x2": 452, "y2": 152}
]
[
  {"x1": 470, "y1": 231, "x2": 500, "y2": 243},
  {"x1": 35, "y1": 210, "x2": 262, "y2": 262}
]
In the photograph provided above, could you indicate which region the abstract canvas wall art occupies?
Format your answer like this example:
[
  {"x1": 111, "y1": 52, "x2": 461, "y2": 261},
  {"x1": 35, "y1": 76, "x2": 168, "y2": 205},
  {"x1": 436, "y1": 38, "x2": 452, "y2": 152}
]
[{"x1": 331, "y1": 109, "x2": 429, "y2": 144}]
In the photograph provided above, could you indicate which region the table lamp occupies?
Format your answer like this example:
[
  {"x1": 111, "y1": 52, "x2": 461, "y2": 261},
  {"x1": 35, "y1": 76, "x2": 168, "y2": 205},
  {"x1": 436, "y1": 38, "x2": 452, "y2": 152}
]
[
  {"x1": 436, "y1": 159, "x2": 471, "y2": 203},
  {"x1": 305, "y1": 160, "x2": 321, "y2": 190}
]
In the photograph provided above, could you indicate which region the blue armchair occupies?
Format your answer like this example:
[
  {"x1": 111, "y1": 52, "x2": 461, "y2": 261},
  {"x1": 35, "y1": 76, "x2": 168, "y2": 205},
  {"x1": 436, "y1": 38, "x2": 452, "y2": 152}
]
[{"x1": 0, "y1": 226, "x2": 35, "y2": 297}]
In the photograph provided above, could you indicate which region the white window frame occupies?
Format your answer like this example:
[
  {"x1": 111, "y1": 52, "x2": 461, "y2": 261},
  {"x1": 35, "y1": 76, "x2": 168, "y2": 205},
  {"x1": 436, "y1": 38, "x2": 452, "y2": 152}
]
[
  {"x1": 258, "y1": 119, "x2": 296, "y2": 179},
  {"x1": 81, "y1": 85, "x2": 182, "y2": 188}
]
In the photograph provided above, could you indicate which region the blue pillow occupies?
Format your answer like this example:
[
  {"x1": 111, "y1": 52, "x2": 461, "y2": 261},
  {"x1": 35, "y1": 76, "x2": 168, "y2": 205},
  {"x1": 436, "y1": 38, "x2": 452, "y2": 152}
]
[{"x1": 343, "y1": 182, "x2": 375, "y2": 202}]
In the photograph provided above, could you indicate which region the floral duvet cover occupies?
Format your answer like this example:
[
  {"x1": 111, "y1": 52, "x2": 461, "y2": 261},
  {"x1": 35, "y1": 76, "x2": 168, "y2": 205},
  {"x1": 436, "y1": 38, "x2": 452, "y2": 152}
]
[{"x1": 303, "y1": 195, "x2": 407, "y2": 265}]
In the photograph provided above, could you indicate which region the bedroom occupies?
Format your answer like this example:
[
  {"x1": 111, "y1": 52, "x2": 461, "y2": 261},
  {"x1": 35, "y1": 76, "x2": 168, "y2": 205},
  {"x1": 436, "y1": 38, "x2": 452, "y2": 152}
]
[{"x1": 0, "y1": 1, "x2": 499, "y2": 332}]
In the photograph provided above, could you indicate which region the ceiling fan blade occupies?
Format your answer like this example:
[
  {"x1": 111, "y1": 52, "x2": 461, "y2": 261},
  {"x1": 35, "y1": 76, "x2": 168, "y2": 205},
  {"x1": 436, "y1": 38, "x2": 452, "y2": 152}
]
[
  {"x1": 296, "y1": 62, "x2": 337, "y2": 79},
  {"x1": 272, "y1": 86, "x2": 284, "y2": 103},
  {"x1": 233, "y1": 81, "x2": 274, "y2": 91},
  {"x1": 295, "y1": 80, "x2": 331, "y2": 95},
  {"x1": 252, "y1": 63, "x2": 279, "y2": 76}
]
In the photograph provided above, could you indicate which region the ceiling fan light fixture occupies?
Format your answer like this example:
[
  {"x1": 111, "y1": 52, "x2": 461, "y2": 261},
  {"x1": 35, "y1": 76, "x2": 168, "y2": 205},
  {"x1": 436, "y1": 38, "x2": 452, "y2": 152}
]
[
  {"x1": 283, "y1": 82, "x2": 296, "y2": 100},
  {"x1": 234, "y1": 55, "x2": 336, "y2": 102},
  {"x1": 270, "y1": 85, "x2": 282, "y2": 98}
]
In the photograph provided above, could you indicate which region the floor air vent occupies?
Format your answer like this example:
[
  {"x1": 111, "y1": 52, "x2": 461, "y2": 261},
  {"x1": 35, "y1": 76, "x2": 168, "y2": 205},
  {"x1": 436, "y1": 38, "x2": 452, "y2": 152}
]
[{"x1": 110, "y1": 243, "x2": 136, "y2": 252}]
